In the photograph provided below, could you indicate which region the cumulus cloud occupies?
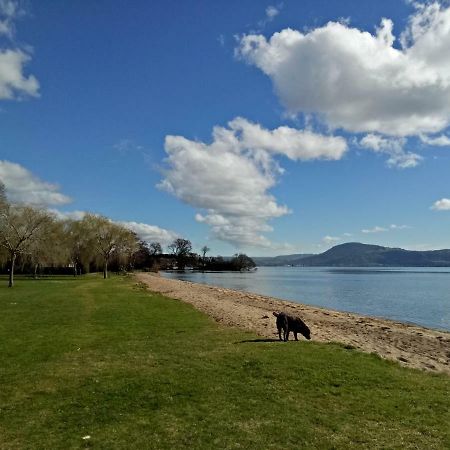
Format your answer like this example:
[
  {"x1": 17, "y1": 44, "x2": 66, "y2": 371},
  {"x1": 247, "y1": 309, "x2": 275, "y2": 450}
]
[
  {"x1": 159, "y1": 118, "x2": 346, "y2": 248},
  {"x1": 0, "y1": 48, "x2": 38, "y2": 100},
  {"x1": 419, "y1": 133, "x2": 450, "y2": 146},
  {"x1": 237, "y1": 3, "x2": 450, "y2": 138},
  {"x1": 360, "y1": 134, "x2": 422, "y2": 168},
  {"x1": 48, "y1": 209, "x2": 178, "y2": 246},
  {"x1": 228, "y1": 117, "x2": 347, "y2": 161},
  {"x1": 431, "y1": 198, "x2": 450, "y2": 210},
  {"x1": 48, "y1": 209, "x2": 87, "y2": 221},
  {"x1": 0, "y1": 160, "x2": 72, "y2": 206},
  {"x1": 0, "y1": 1, "x2": 39, "y2": 100},
  {"x1": 118, "y1": 221, "x2": 179, "y2": 246}
]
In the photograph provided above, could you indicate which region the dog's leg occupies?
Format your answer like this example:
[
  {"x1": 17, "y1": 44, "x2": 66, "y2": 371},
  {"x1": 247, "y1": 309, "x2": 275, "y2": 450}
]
[
  {"x1": 294, "y1": 331, "x2": 298, "y2": 341},
  {"x1": 285, "y1": 329, "x2": 289, "y2": 342},
  {"x1": 278, "y1": 326, "x2": 283, "y2": 341}
]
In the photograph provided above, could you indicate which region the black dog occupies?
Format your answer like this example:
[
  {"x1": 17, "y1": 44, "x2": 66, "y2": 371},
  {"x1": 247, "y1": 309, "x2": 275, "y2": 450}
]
[{"x1": 273, "y1": 312, "x2": 311, "y2": 342}]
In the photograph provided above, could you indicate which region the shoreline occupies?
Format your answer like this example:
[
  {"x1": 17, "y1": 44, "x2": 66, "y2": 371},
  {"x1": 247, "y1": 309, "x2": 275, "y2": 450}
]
[{"x1": 136, "y1": 273, "x2": 450, "y2": 375}]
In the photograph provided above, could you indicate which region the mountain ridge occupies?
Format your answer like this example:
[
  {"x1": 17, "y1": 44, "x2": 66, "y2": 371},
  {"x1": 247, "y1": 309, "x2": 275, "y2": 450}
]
[{"x1": 253, "y1": 243, "x2": 450, "y2": 267}]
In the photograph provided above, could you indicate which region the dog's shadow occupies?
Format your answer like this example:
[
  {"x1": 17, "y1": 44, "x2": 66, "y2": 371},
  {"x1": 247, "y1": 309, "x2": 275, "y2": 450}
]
[{"x1": 235, "y1": 338, "x2": 280, "y2": 344}]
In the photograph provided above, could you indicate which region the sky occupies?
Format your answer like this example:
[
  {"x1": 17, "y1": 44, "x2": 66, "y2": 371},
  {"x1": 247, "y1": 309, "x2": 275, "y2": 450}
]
[{"x1": 1, "y1": 0, "x2": 450, "y2": 256}]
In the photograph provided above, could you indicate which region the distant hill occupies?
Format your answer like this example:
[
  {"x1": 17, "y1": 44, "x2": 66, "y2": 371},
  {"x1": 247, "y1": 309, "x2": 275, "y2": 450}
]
[
  {"x1": 252, "y1": 254, "x2": 313, "y2": 266},
  {"x1": 252, "y1": 243, "x2": 450, "y2": 267},
  {"x1": 293, "y1": 243, "x2": 450, "y2": 267}
]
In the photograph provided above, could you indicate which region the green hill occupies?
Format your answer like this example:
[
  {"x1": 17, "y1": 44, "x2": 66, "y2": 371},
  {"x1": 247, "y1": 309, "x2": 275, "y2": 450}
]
[{"x1": 296, "y1": 242, "x2": 450, "y2": 266}]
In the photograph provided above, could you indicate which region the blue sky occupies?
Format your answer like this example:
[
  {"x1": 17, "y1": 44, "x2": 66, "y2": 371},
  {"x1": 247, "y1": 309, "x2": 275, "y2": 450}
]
[{"x1": 1, "y1": 0, "x2": 450, "y2": 255}]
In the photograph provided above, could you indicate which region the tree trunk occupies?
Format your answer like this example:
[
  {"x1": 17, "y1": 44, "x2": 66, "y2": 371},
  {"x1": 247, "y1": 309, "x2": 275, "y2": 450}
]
[
  {"x1": 8, "y1": 253, "x2": 16, "y2": 288},
  {"x1": 34, "y1": 263, "x2": 39, "y2": 279},
  {"x1": 103, "y1": 259, "x2": 108, "y2": 279}
]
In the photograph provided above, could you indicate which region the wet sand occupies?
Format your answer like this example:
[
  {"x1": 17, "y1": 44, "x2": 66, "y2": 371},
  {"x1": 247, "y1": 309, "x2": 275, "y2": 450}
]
[{"x1": 136, "y1": 273, "x2": 450, "y2": 375}]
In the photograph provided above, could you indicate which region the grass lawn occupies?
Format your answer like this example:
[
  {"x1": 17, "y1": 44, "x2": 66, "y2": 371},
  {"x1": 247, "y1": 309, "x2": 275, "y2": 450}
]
[{"x1": 0, "y1": 275, "x2": 449, "y2": 449}]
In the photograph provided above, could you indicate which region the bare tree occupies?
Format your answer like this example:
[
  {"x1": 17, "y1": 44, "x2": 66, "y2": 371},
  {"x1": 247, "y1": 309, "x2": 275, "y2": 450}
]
[
  {"x1": 168, "y1": 238, "x2": 192, "y2": 270},
  {"x1": 149, "y1": 242, "x2": 162, "y2": 256},
  {"x1": 201, "y1": 245, "x2": 210, "y2": 270},
  {"x1": 0, "y1": 206, "x2": 54, "y2": 287}
]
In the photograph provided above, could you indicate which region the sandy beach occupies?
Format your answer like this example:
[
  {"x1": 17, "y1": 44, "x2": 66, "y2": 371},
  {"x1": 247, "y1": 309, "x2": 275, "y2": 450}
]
[{"x1": 136, "y1": 273, "x2": 450, "y2": 375}]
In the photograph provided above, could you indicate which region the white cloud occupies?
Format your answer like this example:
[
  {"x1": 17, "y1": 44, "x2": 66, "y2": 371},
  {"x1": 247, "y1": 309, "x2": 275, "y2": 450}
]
[
  {"x1": 419, "y1": 133, "x2": 450, "y2": 146},
  {"x1": 0, "y1": 0, "x2": 21, "y2": 38},
  {"x1": 236, "y1": 3, "x2": 450, "y2": 138},
  {"x1": 47, "y1": 209, "x2": 178, "y2": 246},
  {"x1": 322, "y1": 235, "x2": 341, "y2": 244},
  {"x1": 0, "y1": 48, "x2": 39, "y2": 100},
  {"x1": 48, "y1": 209, "x2": 87, "y2": 221},
  {"x1": 360, "y1": 134, "x2": 422, "y2": 168},
  {"x1": 118, "y1": 221, "x2": 179, "y2": 246},
  {"x1": 159, "y1": 118, "x2": 346, "y2": 248},
  {"x1": 431, "y1": 198, "x2": 450, "y2": 210},
  {"x1": 0, "y1": 160, "x2": 72, "y2": 206},
  {"x1": 228, "y1": 117, "x2": 347, "y2": 161},
  {"x1": 361, "y1": 226, "x2": 388, "y2": 234},
  {"x1": 0, "y1": 1, "x2": 38, "y2": 100},
  {"x1": 266, "y1": 5, "x2": 280, "y2": 20},
  {"x1": 255, "y1": 3, "x2": 283, "y2": 31},
  {"x1": 113, "y1": 139, "x2": 144, "y2": 154},
  {"x1": 390, "y1": 224, "x2": 411, "y2": 230}
]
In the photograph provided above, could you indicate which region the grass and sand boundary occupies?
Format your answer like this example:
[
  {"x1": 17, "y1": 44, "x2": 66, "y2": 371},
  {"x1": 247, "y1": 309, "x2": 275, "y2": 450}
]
[
  {"x1": 1, "y1": 274, "x2": 449, "y2": 449},
  {"x1": 137, "y1": 273, "x2": 450, "y2": 375}
]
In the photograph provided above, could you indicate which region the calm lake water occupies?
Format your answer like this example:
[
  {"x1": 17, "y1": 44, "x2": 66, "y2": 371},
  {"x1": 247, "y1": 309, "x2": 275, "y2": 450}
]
[{"x1": 162, "y1": 266, "x2": 450, "y2": 332}]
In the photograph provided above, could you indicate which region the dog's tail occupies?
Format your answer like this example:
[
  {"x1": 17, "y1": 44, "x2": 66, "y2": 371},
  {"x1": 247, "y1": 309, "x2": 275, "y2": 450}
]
[{"x1": 272, "y1": 311, "x2": 279, "y2": 317}]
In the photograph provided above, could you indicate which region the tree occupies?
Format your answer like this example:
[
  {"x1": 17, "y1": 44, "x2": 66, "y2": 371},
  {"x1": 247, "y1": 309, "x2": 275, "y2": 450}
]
[
  {"x1": 81, "y1": 215, "x2": 139, "y2": 279},
  {"x1": 231, "y1": 253, "x2": 256, "y2": 271},
  {"x1": 149, "y1": 242, "x2": 162, "y2": 256},
  {"x1": 27, "y1": 218, "x2": 66, "y2": 278},
  {"x1": 62, "y1": 218, "x2": 95, "y2": 276},
  {"x1": 0, "y1": 181, "x2": 8, "y2": 214},
  {"x1": 0, "y1": 206, "x2": 54, "y2": 287},
  {"x1": 201, "y1": 245, "x2": 210, "y2": 259},
  {"x1": 168, "y1": 238, "x2": 192, "y2": 270},
  {"x1": 201, "y1": 245, "x2": 210, "y2": 270}
]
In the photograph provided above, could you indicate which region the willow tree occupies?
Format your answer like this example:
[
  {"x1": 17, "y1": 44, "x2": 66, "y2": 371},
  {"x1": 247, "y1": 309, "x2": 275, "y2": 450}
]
[
  {"x1": 63, "y1": 218, "x2": 95, "y2": 276},
  {"x1": 82, "y1": 214, "x2": 139, "y2": 279},
  {"x1": 27, "y1": 218, "x2": 67, "y2": 278},
  {"x1": 0, "y1": 205, "x2": 54, "y2": 287},
  {"x1": 0, "y1": 182, "x2": 7, "y2": 213}
]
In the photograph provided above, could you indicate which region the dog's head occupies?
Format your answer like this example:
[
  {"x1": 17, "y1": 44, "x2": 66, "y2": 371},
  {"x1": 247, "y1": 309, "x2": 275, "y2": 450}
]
[
  {"x1": 302, "y1": 326, "x2": 311, "y2": 340},
  {"x1": 298, "y1": 321, "x2": 311, "y2": 340}
]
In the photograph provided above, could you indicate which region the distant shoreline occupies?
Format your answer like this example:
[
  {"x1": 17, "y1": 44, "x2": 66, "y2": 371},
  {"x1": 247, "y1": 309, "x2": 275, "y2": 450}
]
[{"x1": 136, "y1": 273, "x2": 450, "y2": 375}]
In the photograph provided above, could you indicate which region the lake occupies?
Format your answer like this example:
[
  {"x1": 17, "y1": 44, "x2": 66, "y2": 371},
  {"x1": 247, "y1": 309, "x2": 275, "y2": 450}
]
[{"x1": 162, "y1": 266, "x2": 450, "y2": 332}]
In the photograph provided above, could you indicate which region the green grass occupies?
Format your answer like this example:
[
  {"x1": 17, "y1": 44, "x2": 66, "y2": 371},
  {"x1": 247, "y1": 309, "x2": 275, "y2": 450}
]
[{"x1": 0, "y1": 275, "x2": 449, "y2": 449}]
